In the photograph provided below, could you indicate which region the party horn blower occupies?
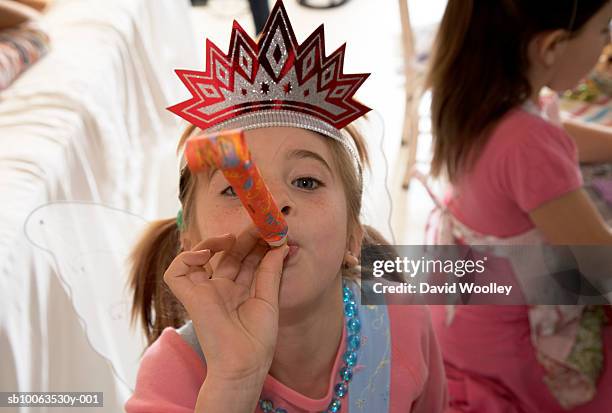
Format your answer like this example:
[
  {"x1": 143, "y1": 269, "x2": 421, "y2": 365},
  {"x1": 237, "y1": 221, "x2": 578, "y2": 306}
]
[{"x1": 184, "y1": 129, "x2": 288, "y2": 247}]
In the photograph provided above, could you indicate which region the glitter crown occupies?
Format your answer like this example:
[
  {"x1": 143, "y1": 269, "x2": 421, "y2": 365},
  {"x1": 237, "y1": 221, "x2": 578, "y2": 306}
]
[{"x1": 167, "y1": 0, "x2": 371, "y2": 133}]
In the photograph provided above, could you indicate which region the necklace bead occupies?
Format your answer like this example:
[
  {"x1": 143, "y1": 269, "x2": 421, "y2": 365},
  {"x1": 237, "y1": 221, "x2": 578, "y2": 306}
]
[
  {"x1": 334, "y1": 382, "x2": 348, "y2": 398},
  {"x1": 348, "y1": 334, "x2": 360, "y2": 351},
  {"x1": 259, "y1": 400, "x2": 287, "y2": 413},
  {"x1": 343, "y1": 351, "x2": 358, "y2": 367},
  {"x1": 342, "y1": 289, "x2": 353, "y2": 304},
  {"x1": 328, "y1": 398, "x2": 342, "y2": 412},
  {"x1": 339, "y1": 366, "x2": 353, "y2": 382},
  {"x1": 347, "y1": 318, "x2": 361, "y2": 334},
  {"x1": 260, "y1": 282, "x2": 360, "y2": 412},
  {"x1": 260, "y1": 399, "x2": 273, "y2": 411},
  {"x1": 344, "y1": 303, "x2": 358, "y2": 318}
]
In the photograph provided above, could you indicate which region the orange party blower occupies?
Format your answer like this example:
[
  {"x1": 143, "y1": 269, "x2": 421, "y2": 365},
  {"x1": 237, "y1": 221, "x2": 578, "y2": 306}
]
[{"x1": 184, "y1": 129, "x2": 288, "y2": 247}]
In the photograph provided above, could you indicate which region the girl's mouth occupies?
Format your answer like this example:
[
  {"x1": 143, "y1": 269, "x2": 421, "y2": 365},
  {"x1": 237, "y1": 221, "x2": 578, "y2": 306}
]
[
  {"x1": 284, "y1": 238, "x2": 299, "y2": 263},
  {"x1": 287, "y1": 244, "x2": 299, "y2": 257}
]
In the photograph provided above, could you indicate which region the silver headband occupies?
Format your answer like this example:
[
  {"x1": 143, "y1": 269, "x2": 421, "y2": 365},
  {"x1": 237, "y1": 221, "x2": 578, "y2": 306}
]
[{"x1": 178, "y1": 111, "x2": 361, "y2": 176}]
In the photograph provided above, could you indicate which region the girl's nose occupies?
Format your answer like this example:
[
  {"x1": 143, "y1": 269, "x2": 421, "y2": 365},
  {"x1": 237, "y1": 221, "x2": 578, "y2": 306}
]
[{"x1": 270, "y1": 183, "x2": 294, "y2": 217}]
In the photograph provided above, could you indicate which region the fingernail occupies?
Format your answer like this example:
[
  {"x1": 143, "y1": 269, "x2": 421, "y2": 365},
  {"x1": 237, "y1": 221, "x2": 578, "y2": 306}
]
[
  {"x1": 199, "y1": 249, "x2": 211, "y2": 255},
  {"x1": 282, "y1": 245, "x2": 290, "y2": 257}
]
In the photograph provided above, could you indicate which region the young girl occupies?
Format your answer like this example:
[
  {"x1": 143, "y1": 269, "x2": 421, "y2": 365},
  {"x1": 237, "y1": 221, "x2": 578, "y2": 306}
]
[
  {"x1": 124, "y1": 2, "x2": 447, "y2": 412},
  {"x1": 425, "y1": 1, "x2": 612, "y2": 412}
]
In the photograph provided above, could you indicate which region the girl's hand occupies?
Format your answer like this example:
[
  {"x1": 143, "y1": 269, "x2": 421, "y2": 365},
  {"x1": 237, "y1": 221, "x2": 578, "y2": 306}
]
[{"x1": 163, "y1": 227, "x2": 289, "y2": 383}]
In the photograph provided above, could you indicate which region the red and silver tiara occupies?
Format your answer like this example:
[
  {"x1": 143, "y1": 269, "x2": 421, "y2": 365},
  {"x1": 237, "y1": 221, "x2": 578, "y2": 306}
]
[{"x1": 168, "y1": 0, "x2": 371, "y2": 170}]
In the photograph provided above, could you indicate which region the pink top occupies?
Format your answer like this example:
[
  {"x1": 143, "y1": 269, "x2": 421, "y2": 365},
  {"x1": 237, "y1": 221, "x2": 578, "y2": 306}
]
[
  {"x1": 447, "y1": 108, "x2": 583, "y2": 237},
  {"x1": 125, "y1": 305, "x2": 447, "y2": 413},
  {"x1": 433, "y1": 106, "x2": 612, "y2": 412}
]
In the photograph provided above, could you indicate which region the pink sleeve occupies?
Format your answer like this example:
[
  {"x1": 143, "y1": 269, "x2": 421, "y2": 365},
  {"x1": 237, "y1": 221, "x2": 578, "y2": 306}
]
[
  {"x1": 389, "y1": 306, "x2": 448, "y2": 413},
  {"x1": 125, "y1": 328, "x2": 206, "y2": 413},
  {"x1": 502, "y1": 125, "x2": 582, "y2": 212},
  {"x1": 408, "y1": 309, "x2": 448, "y2": 413}
]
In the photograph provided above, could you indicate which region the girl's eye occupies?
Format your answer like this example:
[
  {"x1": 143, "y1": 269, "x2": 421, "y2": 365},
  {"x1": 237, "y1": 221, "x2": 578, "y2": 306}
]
[
  {"x1": 292, "y1": 177, "x2": 321, "y2": 190},
  {"x1": 221, "y1": 186, "x2": 237, "y2": 197}
]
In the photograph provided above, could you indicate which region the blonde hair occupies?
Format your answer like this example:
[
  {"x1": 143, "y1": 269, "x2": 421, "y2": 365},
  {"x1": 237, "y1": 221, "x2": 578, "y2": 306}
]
[{"x1": 129, "y1": 123, "x2": 388, "y2": 345}]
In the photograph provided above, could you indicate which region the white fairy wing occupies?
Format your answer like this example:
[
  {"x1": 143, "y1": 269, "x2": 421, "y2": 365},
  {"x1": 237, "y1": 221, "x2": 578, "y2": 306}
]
[
  {"x1": 24, "y1": 201, "x2": 149, "y2": 395},
  {"x1": 354, "y1": 111, "x2": 396, "y2": 243}
]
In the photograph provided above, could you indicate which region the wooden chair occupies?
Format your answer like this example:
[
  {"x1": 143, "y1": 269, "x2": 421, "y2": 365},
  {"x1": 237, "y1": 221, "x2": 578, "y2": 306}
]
[{"x1": 398, "y1": 0, "x2": 427, "y2": 189}]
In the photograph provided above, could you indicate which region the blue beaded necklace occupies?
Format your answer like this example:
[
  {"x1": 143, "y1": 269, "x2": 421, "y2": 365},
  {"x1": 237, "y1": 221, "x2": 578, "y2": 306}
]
[{"x1": 259, "y1": 281, "x2": 361, "y2": 413}]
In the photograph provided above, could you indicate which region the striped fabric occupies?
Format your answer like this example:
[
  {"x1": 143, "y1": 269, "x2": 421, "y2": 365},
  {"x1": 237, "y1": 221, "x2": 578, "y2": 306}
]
[
  {"x1": 560, "y1": 95, "x2": 612, "y2": 127},
  {"x1": 0, "y1": 24, "x2": 49, "y2": 90}
]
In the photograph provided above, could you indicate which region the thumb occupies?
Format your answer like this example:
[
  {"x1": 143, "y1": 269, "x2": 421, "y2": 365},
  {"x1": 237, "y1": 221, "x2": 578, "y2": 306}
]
[{"x1": 253, "y1": 245, "x2": 290, "y2": 310}]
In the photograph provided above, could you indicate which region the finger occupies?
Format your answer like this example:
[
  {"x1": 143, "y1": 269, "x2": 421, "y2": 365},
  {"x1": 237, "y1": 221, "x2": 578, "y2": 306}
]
[
  {"x1": 169, "y1": 234, "x2": 234, "y2": 279},
  {"x1": 181, "y1": 250, "x2": 212, "y2": 267},
  {"x1": 188, "y1": 270, "x2": 212, "y2": 284},
  {"x1": 165, "y1": 250, "x2": 211, "y2": 282},
  {"x1": 164, "y1": 253, "x2": 203, "y2": 302},
  {"x1": 190, "y1": 233, "x2": 236, "y2": 254},
  {"x1": 234, "y1": 243, "x2": 268, "y2": 288},
  {"x1": 164, "y1": 234, "x2": 235, "y2": 300},
  {"x1": 214, "y1": 225, "x2": 263, "y2": 280},
  {"x1": 253, "y1": 245, "x2": 290, "y2": 310}
]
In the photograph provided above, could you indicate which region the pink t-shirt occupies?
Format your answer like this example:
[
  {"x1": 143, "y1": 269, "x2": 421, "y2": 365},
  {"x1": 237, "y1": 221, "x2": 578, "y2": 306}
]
[
  {"x1": 125, "y1": 305, "x2": 447, "y2": 413},
  {"x1": 447, "y1": 108, "x2": 583, "y2": 237}
]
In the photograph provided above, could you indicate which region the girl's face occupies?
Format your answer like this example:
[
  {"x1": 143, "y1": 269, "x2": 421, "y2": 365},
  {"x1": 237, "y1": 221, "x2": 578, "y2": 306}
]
[
  {"x1": 189, "y1": 126, "x2": 352, "y2": 309},
  {"x1": 548, "y1": 2, "x2": 612, "y2": 91}
]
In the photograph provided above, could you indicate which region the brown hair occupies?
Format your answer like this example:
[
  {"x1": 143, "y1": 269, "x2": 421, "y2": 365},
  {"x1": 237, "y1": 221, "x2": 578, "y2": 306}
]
[
  {"x1": 129, "y1": 123, "x2": 386, "y2": 345},
  {"x1": 427, "y1": 0, "x2": 609, "y2": 181}
]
